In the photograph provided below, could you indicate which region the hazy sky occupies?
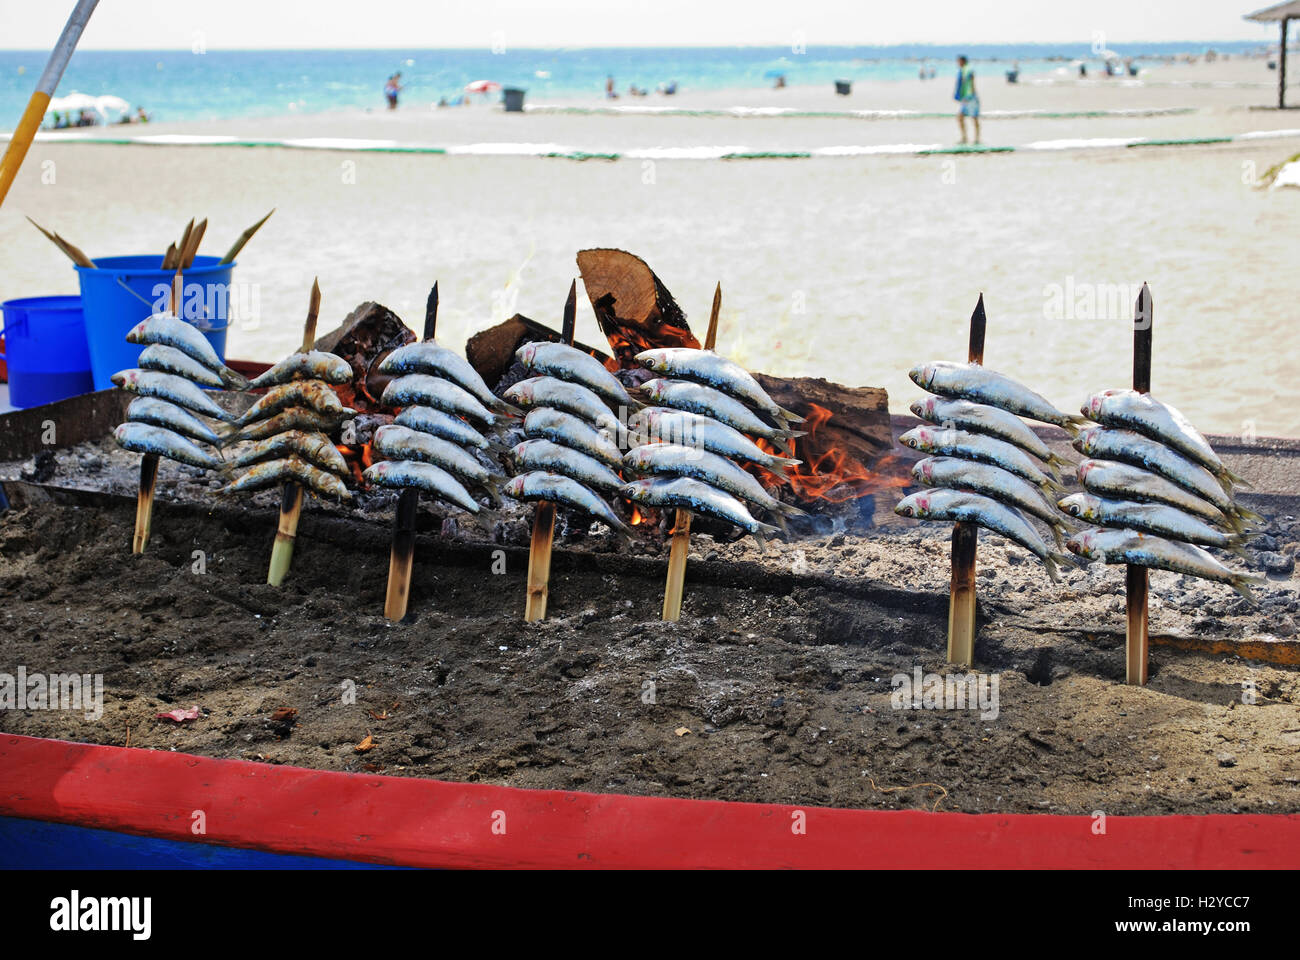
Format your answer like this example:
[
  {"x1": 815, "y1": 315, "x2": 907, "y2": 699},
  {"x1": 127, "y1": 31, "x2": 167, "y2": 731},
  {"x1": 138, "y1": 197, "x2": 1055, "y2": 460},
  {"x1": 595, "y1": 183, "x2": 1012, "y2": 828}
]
[{"x1": 0, "y1": 0, "x2": 1280, "y2": 49}]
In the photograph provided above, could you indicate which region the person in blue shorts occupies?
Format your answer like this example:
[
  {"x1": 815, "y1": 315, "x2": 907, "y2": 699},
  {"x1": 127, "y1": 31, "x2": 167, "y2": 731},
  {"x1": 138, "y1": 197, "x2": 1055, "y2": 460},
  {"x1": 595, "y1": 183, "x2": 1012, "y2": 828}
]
[{"x1": 954, "y1": 55, "x2": 980, "y2": 145}]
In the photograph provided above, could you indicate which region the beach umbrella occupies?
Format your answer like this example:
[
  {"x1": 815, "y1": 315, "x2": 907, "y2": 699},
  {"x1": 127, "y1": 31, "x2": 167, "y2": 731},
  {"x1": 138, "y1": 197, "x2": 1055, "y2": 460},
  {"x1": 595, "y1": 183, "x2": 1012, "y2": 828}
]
[
  {"x1": 464, "y1": 80, "x2": 501, "y2": 94},
  {"x1": 47, "y1": 91, "x2": 98, "y2": 114},
  {"x1": 94, "y1": 94, "x2": 130, "y2": 118},
  {"x1": 762, "y1": 68, "x2": 787, "y2": 79}
]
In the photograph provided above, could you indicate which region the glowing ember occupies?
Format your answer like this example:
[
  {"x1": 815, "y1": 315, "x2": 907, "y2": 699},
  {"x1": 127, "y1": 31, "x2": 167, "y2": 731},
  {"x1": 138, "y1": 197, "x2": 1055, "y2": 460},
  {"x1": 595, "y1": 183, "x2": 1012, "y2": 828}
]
[
  {"x1": 336, "y1": 443, "x2": 373, "y2": 486},
  {"x1": 602, "y1": 322, "x2": 699, "y2": 374},
  {"x1": 752, "y1": 403, "x2": 908, "y2": 505}
]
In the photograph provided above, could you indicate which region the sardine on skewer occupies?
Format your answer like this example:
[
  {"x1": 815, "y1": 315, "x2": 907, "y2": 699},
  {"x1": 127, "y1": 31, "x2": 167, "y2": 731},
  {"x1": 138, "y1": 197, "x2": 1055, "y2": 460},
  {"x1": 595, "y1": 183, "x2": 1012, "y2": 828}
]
[
  {"x1": 620, "y1": 476, "x2": 781, "y2": 548},
  {"x1": 894, "y1": 488, "x2": 1076, "y2": 582},
  {"x1": 1058, "y1": 492, "x2": 1246, "y2": 555},
  {"x1": 126, "y1": 313, "x2": 248, "y2": 388},
  {"x1": 246, "y1": 350, "x2": 353, "y2": 388},
  {"x1": 641, "y1": 378, "x2": 804, "y2": 454},
  {"x1": 373, "y1": 424, "x2": 503, "y2": 501},
  {"x1": 394, "y1": 405, "x2": 495, "y2": 451},
  {"x1": 515, "y1": 341, "x2": 637, "y2": 410},
  {"x1": 381, "y1": 374, "x2": 505, "y2": 428},
  {"x1": 219, "y1": 455, "x2": 352, "y2": 501},
  {"x1": 634, "y1": 407, "x2": 799, "y2": 472},
  {"x1": 503, "y1": 376, "x2": 620, "y2": 433},
  {"x1": 1077, "y1": 459, "x2": 1239, "y2": 532},
  {"x1": 899, "y1": 425, "x2": 1063, "y2": 492},
  {"x1": 511, "y1": 439, "x2": 625, "y2": 493},
  {"x1": 911, "y1": 456, "x2": 1072, "y2": 547},
  {"x1": 623, "y1": 442, "x2": 807, "y2": 522},
  {"x1": 910, "y1": 395, "x2": 1069, "y2": 470},
  {"x1": 504, "y1": 470, "x2": 632, "y2": 538},
  {"x1": 909, "y1": 360, "x2": 1087, "y2": 433},
  {"x1": 232, "y1": 379, "x2": 354, "y2": 426},
  {"x1": 1066, "y1": 527, "x2": 1264, "y2": 604},
  {"x1": 138, "y1": 343, "x2": 225, "y2": 389},
  {"x1": 223, "y1": 429, "x2": 350, "y2": 478},
  {"x1": 378, "y1": 341, "x2": 514, "y2": 412},
  {"x1": 113, "y1": 421, "x2": 222, "y2": 470},
  {"x1": 363, "y1": 459, "x2": 481, "y2": 513},
  {"x1": 635, "y1": 347, "x2": 804, "y2": 426},
  {"x1": 523, "y1": 408, "x2": 623, "y2": 468},
  {"x1": 112, "y1": 368, "x2": 232, "y2": 422},
  {"x1": 126, "y1": 397, "x2": 224, "y2": 447}
]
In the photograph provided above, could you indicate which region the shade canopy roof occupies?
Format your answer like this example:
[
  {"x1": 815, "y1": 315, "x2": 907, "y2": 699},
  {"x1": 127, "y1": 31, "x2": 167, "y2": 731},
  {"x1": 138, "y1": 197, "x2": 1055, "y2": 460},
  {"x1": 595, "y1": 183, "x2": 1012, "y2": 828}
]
[{"x1": 1245, "y1": 0, "x2": 1300, "y2": 21}]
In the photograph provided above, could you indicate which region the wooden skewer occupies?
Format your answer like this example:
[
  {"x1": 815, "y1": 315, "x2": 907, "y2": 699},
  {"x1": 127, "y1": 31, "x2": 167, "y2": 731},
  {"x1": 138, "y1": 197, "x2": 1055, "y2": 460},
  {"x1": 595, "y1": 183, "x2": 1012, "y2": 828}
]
[
  {"x1": 946, "y1": 293, "x2": 986, "y2": 667},
  {"x1": 267, "y1": 279, "x2": 321, "y2": 586},
  {"x1": 384, "y1": 280, "x2": 439, "y2": 621},
  {"x1": 181, "y1": 217, "x2": 207, "y2": 268},
  {"x1": 132, "y1": 274, "x2": 185, "y2": 554},
  {"x1": 160, "y1": 242, "x2": 178, "y2": 273},
  {"x1": 220, "y1": 208, "x2": 275, "y2": 265},
  {"x1": 176, "y1": 217, "x2": 195, "y2": 263},
  {"x1": 662, "y1": 281, "x2": 722, "y2": 622},
  {"x1": 1126, "y1": 283, "x2": 1153, "y2": 685},
  {"x1": 26, "y1": 216, "x2": 95, "y2": 267},
  {"x1": 524, "y1": 280, "x2": 577, "y2": 622}
]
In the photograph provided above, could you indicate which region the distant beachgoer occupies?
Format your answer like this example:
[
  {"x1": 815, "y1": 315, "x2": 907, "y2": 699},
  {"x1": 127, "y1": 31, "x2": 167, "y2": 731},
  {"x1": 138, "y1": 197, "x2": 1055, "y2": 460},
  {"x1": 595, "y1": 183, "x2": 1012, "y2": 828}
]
[
  {"x1": 773, "y1": 74, "x2": 786, "y2": 89},
  {"x1": 1006, "y1": 61, "x2": 1019, "y2": 83},
  {"x1": 135, "y1": 107, "x2": 150, "y2": 123},
  {"x1": 919, "y1": 65, "x2": 927, "y2": 81},
  {"x1": 954, "y1": 55, "x2": 980, "y2": 144},
  {"x1": 928, "y1": 66, "x2": 937, "y2": 79},
  {"x1": 385, "y1": 72, "x2": 404, "y2": 109},
  {"x1": 605, "y1": 76, "x2": 617, "y2": 99},
  {"x1": 658, "y1": 80, "x2": 678, "y2": 95},
  {"x1": 1078, "y1": 62, "x2": 1088, "y2": 78}
]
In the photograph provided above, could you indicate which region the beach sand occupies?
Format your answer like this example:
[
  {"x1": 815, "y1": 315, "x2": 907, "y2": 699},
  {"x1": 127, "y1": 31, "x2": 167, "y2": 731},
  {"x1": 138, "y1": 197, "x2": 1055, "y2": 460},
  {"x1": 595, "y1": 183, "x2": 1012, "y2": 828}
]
[{"x1": 3, "y1": 57, "x2": 1297, "y2": 435}]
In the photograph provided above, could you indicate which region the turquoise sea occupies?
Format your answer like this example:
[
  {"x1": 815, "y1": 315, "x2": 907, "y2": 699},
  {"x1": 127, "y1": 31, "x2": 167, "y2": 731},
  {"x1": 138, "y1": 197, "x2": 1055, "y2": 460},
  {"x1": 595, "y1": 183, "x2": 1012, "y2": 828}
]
[{"x1": 0, "y1": 42, "x2": 1266, "y2": 125}]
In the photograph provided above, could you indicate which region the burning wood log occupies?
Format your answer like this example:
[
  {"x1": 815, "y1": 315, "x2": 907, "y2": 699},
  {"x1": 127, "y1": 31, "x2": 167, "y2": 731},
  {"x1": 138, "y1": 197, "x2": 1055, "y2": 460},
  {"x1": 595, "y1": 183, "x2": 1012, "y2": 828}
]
[
  {"x1": 315, "y1": 300, "x2": 416, "y2": 412},
  {"x1": 662, "y1": 282, "x2": 722, "y2": 622},
  {"x1": 524, "y1": 281, "x2": 578, "y2": 622},
  {"x1": 466, "y1": 313, "x2": 612, "y2": 394},
  {"x1": 576, "y1": 248, "x2": 700, "y2": 370},
  {"x1": 267, "y1": 279, "x2": 321, "y2": 586}
]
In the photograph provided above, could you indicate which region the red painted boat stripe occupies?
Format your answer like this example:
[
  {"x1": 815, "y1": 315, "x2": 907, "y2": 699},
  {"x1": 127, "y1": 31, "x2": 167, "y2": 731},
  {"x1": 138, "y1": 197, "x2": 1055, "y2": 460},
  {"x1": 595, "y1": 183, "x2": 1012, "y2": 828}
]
[{"x1": 1, "y1": 735, "x2": 1297, "y2": 868}]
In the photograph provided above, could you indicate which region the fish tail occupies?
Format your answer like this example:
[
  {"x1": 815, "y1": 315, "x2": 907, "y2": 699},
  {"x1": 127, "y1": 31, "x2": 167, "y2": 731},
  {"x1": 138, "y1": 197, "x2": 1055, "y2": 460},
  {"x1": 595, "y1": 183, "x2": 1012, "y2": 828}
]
[
  {"x1": 1042, "y1": 553, "x2": 1062, "y2": 583},
  {"x1": 1047, "y1": 452, "x2": 1072, "y2": 474},
  {"x1": 772, "y1": 436, "x2": 797, "y2": 457},
  {"x1": 769, "y1": 512, "x2": 790, "y2": 536},
  {"x1": 777, "y1": 501, "x2": 810, "y2": 518},
  {"x1": 1230, "y1": 574, "x2": 1266, "y2": 606},
  {"x1": 1062, "y1": 416, "x2": 1091, "y2": 437},
  {"x1": 1220, "y1": 467, "x2": 1252, "y2": 490},
  {"x1": 1050, "y1": 524, "x2": 1065, "y2": 550},
  {"x1": 481, "y1": 477, "x2": 504, "y2": 507},
  {"x1": 768, "y1": 454, "x2": 802, "y2": 470},
  {"x1": 1221, "y1": 512, "x2": 1248, "y2": 535},
  {"x1": 220, "y1": 367, "x2": 251, "y2": 390},
  {"x1": 776, "y1": 404, "x2": 806, "y2": 424},
  {"x1": 1045, "y1": 459, "x2": 1063, "y2": 483},
  {"x1": 1232, "y1": 504, "x2": 1265, "y2": 527},
  {"x1": 1225, "y1": 536, "x2": 1251, "y2": 561},
  {"x1": 751, "y1": 521, "x2": 783, "y2": 553},
  {"x1": 1041, "y1": 475, "x2": 1068, "y2": 495}
]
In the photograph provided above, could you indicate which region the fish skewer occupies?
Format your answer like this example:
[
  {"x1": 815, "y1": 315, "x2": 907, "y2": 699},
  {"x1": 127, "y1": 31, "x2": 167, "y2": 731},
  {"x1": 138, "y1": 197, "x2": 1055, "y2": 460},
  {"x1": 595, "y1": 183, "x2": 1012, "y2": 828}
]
[
  {"x1": 114, "y1": 422, "x2": 223, "y2": 471},
  {"x1": 623, "y1": 476, "x2": 779, "y2": 548},
  {"x1": 504, "y1": 376, "x2": 620, "y2": 433},
  {"x1": 513, "y1": 439, "x2": 625, "y2": 494},
  {"x1": 898, "y1": 425, "x2": 1063, "y2": 492},
  {"x1": 516, "y1": 339, "x2": 638, "y2": 410},
  {"x1": 1058, "y1": 493, "x2": 1246, "y2": 555},
  {"x1": 635, "y1": 344, "x2": 804, "y2": 426},
  {"x1": 125, "y1": 397, "x2": 224, "y2": 448},
  {"x1": 641, "y1": 378, "x2": 804, "y2": 455},
  {"x1": 624, "y1": 442, "x2": 808, "y2": 526},
  {"x1": 378, "y1": 339, "x2": 516, "y2": 414},
  {"x1": 910, "y1": 395, "x2": 1069, "y2": 472},
  {"x1": 909, "y1": 357, "x2": 1087, "y2": 433},
  {"x1": 126, "y1": 313, "x2": 249, "y2": 388},
  {"x1": 1077, "y1": 459, "x2": 1237, "y2": 531}
]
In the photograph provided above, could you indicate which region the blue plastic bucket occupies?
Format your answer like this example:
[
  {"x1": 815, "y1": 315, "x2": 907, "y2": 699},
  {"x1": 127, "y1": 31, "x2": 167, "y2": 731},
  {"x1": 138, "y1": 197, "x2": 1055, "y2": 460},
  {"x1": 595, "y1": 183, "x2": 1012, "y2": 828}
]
[
  {"x1": 75, "y1": 254, "x2": 236, "y2": 391},
  {"x1": 0, "y1": 295, "x2": 95, "y2": 408}
]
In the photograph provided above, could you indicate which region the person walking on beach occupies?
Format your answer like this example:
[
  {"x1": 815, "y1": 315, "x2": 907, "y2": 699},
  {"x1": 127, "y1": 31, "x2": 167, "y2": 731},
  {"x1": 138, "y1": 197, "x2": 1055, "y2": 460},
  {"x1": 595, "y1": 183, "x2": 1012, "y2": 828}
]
[
  {"x1": 954, "y1": 55, "x2": 980, "y2": 144},
  {"x1": 384, "y1": 72, "x2": 404, "y2": 110}
]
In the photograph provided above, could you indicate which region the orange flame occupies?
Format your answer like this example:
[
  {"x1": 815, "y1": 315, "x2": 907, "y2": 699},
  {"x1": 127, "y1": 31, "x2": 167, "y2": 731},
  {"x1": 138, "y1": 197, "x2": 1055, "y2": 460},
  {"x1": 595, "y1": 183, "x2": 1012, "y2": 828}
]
[
  {"x1": 336, "y1": 443, "x2": 373, "y2": 486},
  {"x1": 752, "y1": 403, "x2": 909, "y2": 505},
  {"x1": 602, "y1": 322, "x2": 700, "y2": 373}
]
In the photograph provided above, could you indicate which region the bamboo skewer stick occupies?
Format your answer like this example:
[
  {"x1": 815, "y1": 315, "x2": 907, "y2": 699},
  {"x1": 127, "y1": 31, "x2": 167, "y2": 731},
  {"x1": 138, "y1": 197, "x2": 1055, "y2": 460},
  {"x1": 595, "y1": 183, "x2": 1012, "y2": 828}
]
[
  {"x1": 26, "y1": 216, "x2": 95, "y2": 267},
  {"x1": 160, "y1": 242, "x2": 178, "y2": 273},
  {"x1": 1126, "y1": 283, "x2": 1153, "y2": 686},
  {"x1": 384, "y1": 281, "x2": 439, "y2": 621},
  {"x1": 132, "y1": 273, "x2": 184, "y2": 554},
  {"x1": 662, "y1": 281, "x2": 722, "y2": 622},
  {"x1": 524, "y1": 280, "x2": 577, "y2": 622},
  {"x1": 180, "y1": 217, "x2": 207, "y2": 268},
  {"x1": 220, "y1": 208, "x2": 274, "y2": 264},
  {"x1": 946, "y1": 293, "x2": 987, "y2": 667},
  {"x1": 267, "y1": 279, "x2": 321, "y2": 586}
]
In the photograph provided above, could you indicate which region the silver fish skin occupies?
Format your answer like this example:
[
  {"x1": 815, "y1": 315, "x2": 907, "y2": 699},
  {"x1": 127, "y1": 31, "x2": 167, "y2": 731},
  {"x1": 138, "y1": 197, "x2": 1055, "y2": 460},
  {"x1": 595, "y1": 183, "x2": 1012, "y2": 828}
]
[
  {"x1": 382, "y1": 374, "x2": 501, "y2": 428},
  {"x1": 635, "y1": 348, "x2": 804, "y2": 424},
  {"x1": 114, "y1": 422, "x2": 222, "y2": 470},
  {"x1": 1082, "y1": 389, "x2": 1245, "y2": 488},
  {"x1": 378, "y1": 342, "x2": 509, "y2": 411},
  {"x1": 363, "y1": 459, "x2": 480, "y2": 513},
  {"x1": 910, "y1": 395, "x2": 1065, "y2": 468},
  {"x1": 515, "y1": 341, "x2": 637, "y2": 409},
  {"x1": 898, "y1": 425, "x2": 1062, "y2": 492},
  {"x1": 1073, "y1": 426, "x2": 1249, "y2": 520},
  {"x1": 1058, "y1": 493, "x2": 1244, "y2": 554},
  {"x1": 1066, "y1": 527, "x2": 1264, "y2": 604},
  {"x1": 247, "y1": 351, "x2": 353, "y2": 388},
  {"x1": 623, "y1": 443, "x2": 804, "y2": 519},
  {"x1": 233, "y1": 379, "x2": 350, "y2": 426},
  {"x1": 125, "y1": 313, "x2": 247, "y2": 387},
  {"x1": 909, "y1": 360, "x2": 1086, "y2": 432},
  {"x1": 634, "y1": 407, "x2": 799, "y2": 472},
  {"x1": 621, "y1": 476, "x2": 780, "y2": 543},
  {"x1": 126, "y1": 397, "x2": 223, "y2": 447},
  {"x1": 1077, "y1": 459, "x2": 1236, "y2": 531},
  {"x1": 504, "y1": 470, "x2": 632, "y2": 537},
  {"x1": 374, "y1": 424, "x2": 501, "y2": 490},
  {"x1": 512, "y1": 439, "x2": 625, "y2": 493},
  {"x1": 523, "y1": 408, "x2": 623, "y2": 467},
  {"x1": 111, "y1": 368, "x2": 231, "y2": 421},
  {"x1": 642, "y1": 378, "x2": 803, "y2": 449},
  {"x1": 224, "y1": 430, "x2": 349, "y2": 478},
  {"x1": 394, "y1": 405, "x2": 491, "y2": 450},
  {"x1": 503, "y1": 376, "x2": 619, "y2": 432},
  {"x1": 138, "y1": 344, "x2": 225, "y2": 388},
  {"x1": 221, "y1": 456, "x2": 352, "y2": 500},
  {"x1": 894, "y1": 488, "x2": 1072, "y2": 582},
  {"x1": 912, "y1": 456, "x2": 1070, "y2": 546},
  {"x1": 228, "y1": 407, "x2": 343, "y2": 443}
]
